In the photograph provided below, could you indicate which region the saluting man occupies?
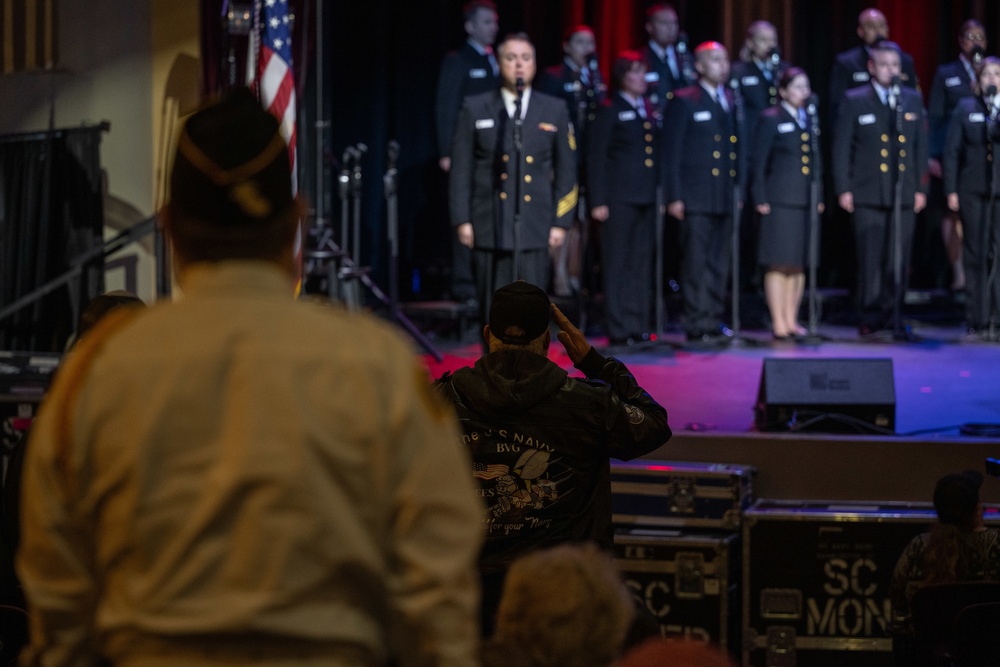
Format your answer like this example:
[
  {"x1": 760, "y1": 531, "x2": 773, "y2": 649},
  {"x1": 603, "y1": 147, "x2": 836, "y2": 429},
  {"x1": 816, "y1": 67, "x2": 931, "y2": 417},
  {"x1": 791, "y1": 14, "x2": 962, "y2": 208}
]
[
  {"x1": 449, "y1": 32, "x2": 578, "y2": 335},
  {"x1": 662, "y1": 41, "x2": 739, "y2": 343},
  {"x1": 833, "y1": 40, "x2": 928, "y2": 336}
]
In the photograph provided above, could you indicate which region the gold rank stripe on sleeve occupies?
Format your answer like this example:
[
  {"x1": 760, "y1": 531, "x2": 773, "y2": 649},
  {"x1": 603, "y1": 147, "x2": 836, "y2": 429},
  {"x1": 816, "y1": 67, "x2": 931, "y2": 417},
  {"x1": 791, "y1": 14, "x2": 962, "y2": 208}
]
[
  {"x1": 557, "y1": 185, "x2": 579, "y2": 219},
  {"x1": 567, "y1": 125, "x2": 577, "y2": 152}
]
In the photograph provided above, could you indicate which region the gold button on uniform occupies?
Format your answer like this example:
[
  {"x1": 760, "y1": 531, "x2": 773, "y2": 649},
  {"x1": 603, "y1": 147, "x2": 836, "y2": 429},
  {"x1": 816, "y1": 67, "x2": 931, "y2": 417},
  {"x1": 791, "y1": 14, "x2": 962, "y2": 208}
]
[
  {"x1": 899, "y1": 164, "x2": 906, "y2": 172},
  {"x1": 880, "y1": 164, "x2": 889, "y2": 173},
  {"x1": 801, "y1": 132, "x2": 809, "y2": 141},
  {"x1": 730, "y1": 152, "x2": 737, "y2": 160},
  {"x1": 501, "y1": 173, "x2": 508, "y2": 181},
  {"x1": 524, "y1": 195, "x2": 531, "y2": 202},
  {"x1": 644, "y1": 122, "x2": 652, "y2": 130},
  {"x1": 900, "y1": 149, "x2": 906, "y2": 157},
  {"x1": 880, "y1": 148, "x2": 888, "y2": 157},
  {"x1": 644, "y1": 158, "x2": 654, "y2": 167},
  {"x1": 712, "y1": 168, "x2": 720, "y2": 176},
  {"x1": 714, "y1": 134, "x2": 722, "y2": 141},
  {"x1": 730, "y1": 169, "x2": 736, "y2": 176},
  {"x1": 730, "y1": 135, "x2": 738, "y2": 143},
  {"x1": 802, "y1": 166, "x2": 810, "y2": 175},
  {"x1": 802, "y1": 145, "x2": 810, "y2": 152},
  {"x1": 881, "y1": 134, "x2": 889, "y2": 142},
  {"x1": 500, "y1": 192, "x2": 507, "y2": 200},
  {"x1": 503, "y1": 154, "x2": 510, "y2": 162},
  {"x1": 713, "y1": 151, "x2": 721, "y2": 158},
  {"x1": 645, "y1": 134, "x2": 653, "y2": 141},
  {"x1": 802, "y1": 156, "x2": 809, "y2": 164},
  {"x1": 524, "y1": 175, "x2": 532, "y2": 183},
  {"x1": 526, "y1": 155, "x2": 535, "y2": 164},
  {"x1": 645, "y1": 146, "x2": 653, "y2": 154},
  {"x1": 898, "y1": 135, "x2": 906, "y2": 144}
]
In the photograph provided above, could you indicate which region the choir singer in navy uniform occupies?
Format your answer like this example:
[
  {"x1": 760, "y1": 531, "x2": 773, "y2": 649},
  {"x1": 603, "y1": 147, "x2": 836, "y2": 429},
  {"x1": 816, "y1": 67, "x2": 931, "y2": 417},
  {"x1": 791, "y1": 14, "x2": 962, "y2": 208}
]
[
  {"x1": 587, "y1": 51, "x2": 659, "y2": 346},
  {"x1": 449, "y1": 32, "x2": 578, "y2": 334},
  {"x1": 750, "y1": 67, "x2": 823, "y2": 340},
  {"x1": 943, "y1": 56, "x2": 1000, "y2": 338},
  {"x1": 833, "y1": 40, "x2": 928, "y2": 336},
  {"x1": 662, "y1": 41, "x2": 739, "y2": 343}
]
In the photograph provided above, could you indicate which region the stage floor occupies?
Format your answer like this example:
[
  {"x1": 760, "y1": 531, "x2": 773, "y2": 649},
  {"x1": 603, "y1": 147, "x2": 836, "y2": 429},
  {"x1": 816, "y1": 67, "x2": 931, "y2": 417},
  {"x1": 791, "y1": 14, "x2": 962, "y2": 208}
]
[{"x1": 420, "y1": 318, "x2": 1000, "y2": 503}]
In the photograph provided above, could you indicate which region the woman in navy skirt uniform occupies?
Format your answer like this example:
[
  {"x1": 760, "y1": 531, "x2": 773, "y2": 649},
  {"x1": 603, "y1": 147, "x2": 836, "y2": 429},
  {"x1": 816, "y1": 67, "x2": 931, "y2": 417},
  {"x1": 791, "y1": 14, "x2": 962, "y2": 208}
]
[
  {"x1": 943, "y1": 56, "x2": 1000, "y2": 336},
  {"x1": 750, "y1": 67, "x2": 821, "y2": 339}
]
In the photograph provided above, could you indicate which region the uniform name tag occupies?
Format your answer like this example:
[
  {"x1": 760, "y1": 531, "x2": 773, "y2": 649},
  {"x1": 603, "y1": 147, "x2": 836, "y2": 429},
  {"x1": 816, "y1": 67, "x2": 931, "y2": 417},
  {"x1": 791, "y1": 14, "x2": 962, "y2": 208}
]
[
  {"x1": 693, "y1": 110, "x2": 713, "y2": 122},
  {"x1": 969, "y1": 112, "x2": 986, "y2": 123},
  {"x1": 945, "y1": 76, "x2": 962, "y2": 87},
  {"x1": 853, "y1": 71, "x2": 870, "y2": 82},
  {"x1": 475, "y1": 118, "x2": 495, "y2": 129},
  {"x1": 618, "y1": 110, "x2": 637, "y2": 121},
  {"x1": 858, "y1": 113, "x2": 876, "y2": 125},
  {"x1": 645, "y1": 72, "x2": 660, "y2": 82},
  {"x1": 469, "y1": 68, "x2": 487, "y2": 79},
  {"x1": 742, "y1": 76, "x2": 760, "y2": 86},
  {"x1": 777, "y1": 122, "x2": 795, "y2": 133}
]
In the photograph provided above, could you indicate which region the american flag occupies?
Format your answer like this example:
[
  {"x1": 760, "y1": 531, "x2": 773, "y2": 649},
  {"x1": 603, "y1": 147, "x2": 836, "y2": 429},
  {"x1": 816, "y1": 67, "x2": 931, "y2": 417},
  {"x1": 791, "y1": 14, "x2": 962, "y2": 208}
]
[
  {"x1": 250, "y1": 0, "x2": 297, "y2": 192},
  {"x1": 473, "y1": 462, "x2": 510, "y2": 480},
  {"x1": 248, "y1": 0, "x2": 301, "y2": 288}
]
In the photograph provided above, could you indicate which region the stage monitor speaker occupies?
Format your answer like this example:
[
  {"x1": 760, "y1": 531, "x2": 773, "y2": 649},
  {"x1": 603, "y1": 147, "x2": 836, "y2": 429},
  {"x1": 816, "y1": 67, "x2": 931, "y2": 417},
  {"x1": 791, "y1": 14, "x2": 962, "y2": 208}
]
[{"x1": 754, "y1": 358, "x2": 895, "y2": 433}]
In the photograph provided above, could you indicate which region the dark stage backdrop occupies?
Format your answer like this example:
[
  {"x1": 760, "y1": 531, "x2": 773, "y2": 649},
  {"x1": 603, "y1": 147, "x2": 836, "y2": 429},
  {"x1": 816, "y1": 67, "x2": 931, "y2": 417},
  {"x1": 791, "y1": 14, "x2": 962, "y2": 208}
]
[{"x1": 201, "y1": 0, "x2": 1000, "y2": 302}]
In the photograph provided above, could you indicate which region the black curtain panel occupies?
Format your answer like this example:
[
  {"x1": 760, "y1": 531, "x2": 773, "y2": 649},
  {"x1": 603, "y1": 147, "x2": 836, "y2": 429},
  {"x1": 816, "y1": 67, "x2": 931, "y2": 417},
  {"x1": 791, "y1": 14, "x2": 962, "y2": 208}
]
[{"x1": 0, "y1": 125, "x2": 106, "y2": 352}]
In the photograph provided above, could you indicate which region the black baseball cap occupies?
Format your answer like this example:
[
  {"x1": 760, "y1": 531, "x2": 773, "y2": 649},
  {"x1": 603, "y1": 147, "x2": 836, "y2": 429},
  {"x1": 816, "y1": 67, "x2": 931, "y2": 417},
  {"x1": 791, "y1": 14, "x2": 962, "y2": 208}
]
[
  {"x1": 489, "y1": 281, "x2": 551, "y2": 345},
  {"x1": 933, "y1": 470, "x2": 983, "y2": 525}
]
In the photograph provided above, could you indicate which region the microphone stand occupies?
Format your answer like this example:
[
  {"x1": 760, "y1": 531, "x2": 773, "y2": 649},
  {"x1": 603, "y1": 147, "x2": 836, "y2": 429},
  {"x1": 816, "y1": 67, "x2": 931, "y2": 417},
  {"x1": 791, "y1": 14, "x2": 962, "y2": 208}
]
[
  {"x1": 889, "y1": 82, "x2": 913, "y2": 340},
  {"x1": 512, "y1": 79, "x2": 524, "y2": 279},
  {"x1": 985, "y1": 99, "x2": 1000, "y2": 342},
  {"x1": 804, "y1": 97, "x2": 825, "y2": 341},
  {"x1": 728, "y1": 82, "x2": 757, "y2": 347},
  {"x1": 384, "y1": 140, "x2": 400, "y2": 321}
]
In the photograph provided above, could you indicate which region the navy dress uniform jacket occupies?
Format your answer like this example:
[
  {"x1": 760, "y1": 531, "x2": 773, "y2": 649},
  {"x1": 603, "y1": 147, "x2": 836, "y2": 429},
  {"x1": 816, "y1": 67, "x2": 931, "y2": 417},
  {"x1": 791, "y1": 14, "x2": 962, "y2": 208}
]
[
  {"x1": 832, "y1": 85, "x2": 928, "y2": 208},
  {"x1": 750, "y1": 105, "x2": 821, "y2": 207},
  {"x1": 943, "y1": 95, "x2": 997, "y2": 197},
  {"x1": 435, "y1": 42, "x2": 500, "y2": 158},
  {"x1": 586, "y1": 95, "x2": 659, "y2": 207},
  {"x1": 449, "y1": 89, "x2": 578, "y2": 251},
  {"x1": 537, "y1": 61, "x2": 606, "y2": 137},
  {"x1": 731, "y1": 59, "x2": 787, "y2": 141},
  {"x1": 642, "y1": 44, "x2": 694, "y2": 115},
  {"x1": 662, "y1": 84, "x2": 739, "y2": 214},
  {"x1": 829, "y1": 45, "x2": 918, "y2": 120},
  {"x1": 929, "y1": 58, "x2": 976, "y2": 159}
]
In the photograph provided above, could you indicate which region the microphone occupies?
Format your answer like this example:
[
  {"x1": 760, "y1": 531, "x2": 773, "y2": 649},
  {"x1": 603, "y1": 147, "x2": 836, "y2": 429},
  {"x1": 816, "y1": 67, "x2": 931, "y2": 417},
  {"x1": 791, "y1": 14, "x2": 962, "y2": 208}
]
[
  {"x1": 972, "y1": 45, "x2": 986, "y2": 67},
  {"x1": 676, "y1": 32, "x2": 689, "y2": 55},
  {"x1": 985, "y1": 85, "x2": 997, "y2": 121},
  {"x1": 806, "y1": 93, "x2": 819, "y2": 117},
  {"x1": 587, "y1": 53, "x2": 599, "y2": 72},
  {"x1": 387, "y1": 140, "x2": 399, "y2": 170},
  {"x1": 890, "y1": 75, "x2": 902, "y2": 99},
  {"x1": 768, "y1": 46, "x2": 781, "y2": 71},
  {"x1": 516, "y1": 77, "x2": 525, "y2": 95}
]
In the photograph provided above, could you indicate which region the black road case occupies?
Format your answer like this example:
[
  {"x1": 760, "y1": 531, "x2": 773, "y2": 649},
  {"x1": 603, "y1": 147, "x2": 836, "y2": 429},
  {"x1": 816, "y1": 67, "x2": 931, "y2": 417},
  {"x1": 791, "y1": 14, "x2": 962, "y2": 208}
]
[
  {"x1": 614, "y1": 527, "x2": 740, "y2": 656},
  {"x1": 742, "y1": 500, "x2": 944, "y2": 666},
  {"x1": 611, "y1": 460, "x2": 755, "y2": 531}
]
